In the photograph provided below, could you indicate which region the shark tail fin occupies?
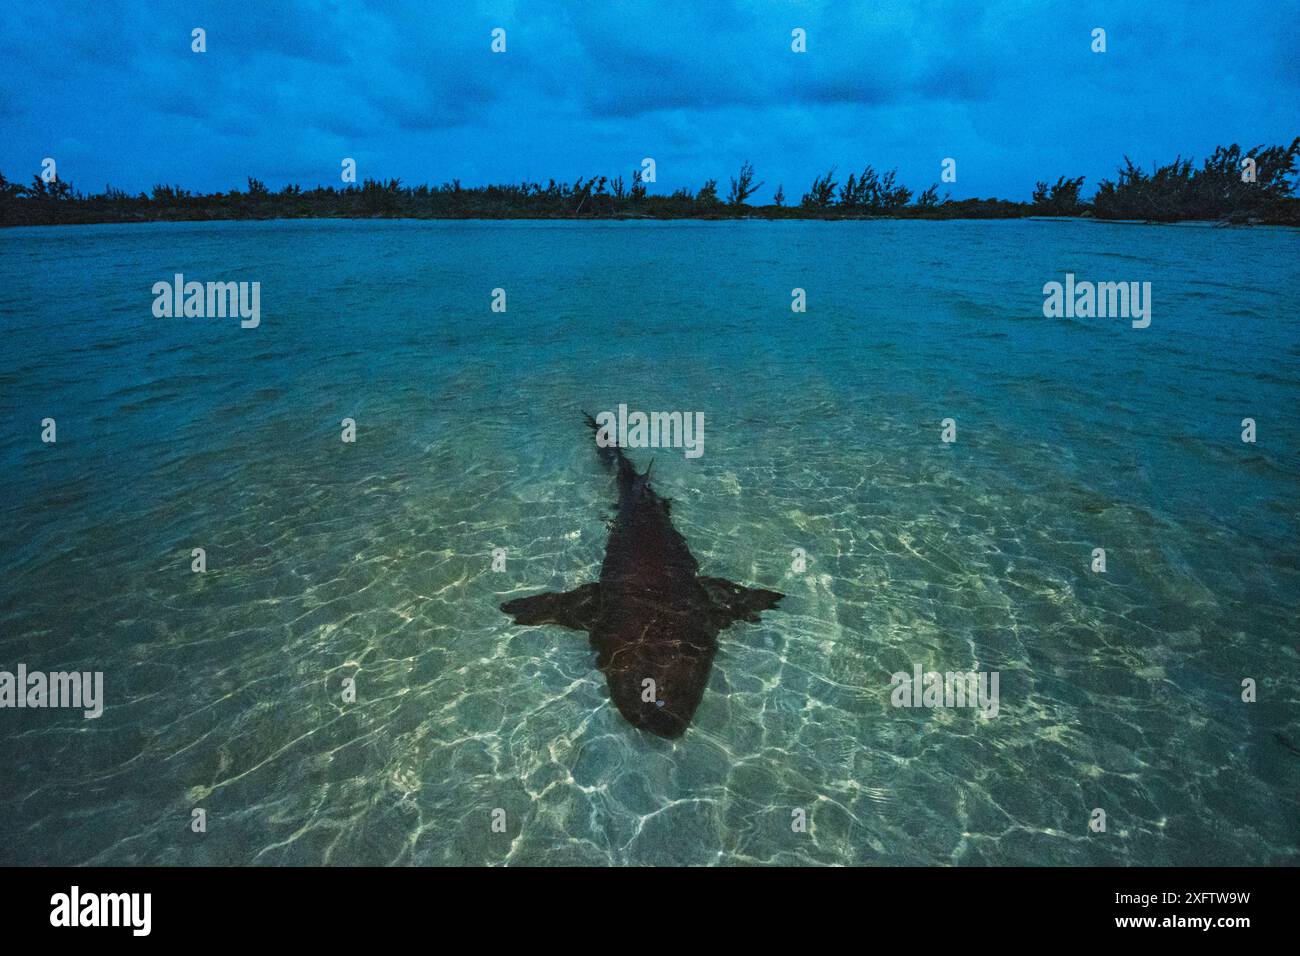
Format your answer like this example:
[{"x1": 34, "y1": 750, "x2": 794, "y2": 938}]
[{"x1": 583, "y1": 411, "x2": 638, "y2": 486}]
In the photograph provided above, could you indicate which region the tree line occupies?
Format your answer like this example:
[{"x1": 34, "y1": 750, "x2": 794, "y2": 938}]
[{"x1": 2, "y1": 138, "x2": 1296, "y2": 226}]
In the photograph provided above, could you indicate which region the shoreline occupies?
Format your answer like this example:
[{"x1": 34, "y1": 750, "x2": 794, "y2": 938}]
[
  {"x1": 4, "y1": 212, "x2": 1297, "y2": 230},
  {"x1": 5, "y1": 138, "x2": 1297, "y2": 229}
]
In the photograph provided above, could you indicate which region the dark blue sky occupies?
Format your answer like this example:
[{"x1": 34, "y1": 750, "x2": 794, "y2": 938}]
[{"x1": 2, "y1": 1, "x2": 1296, "y2": 202}]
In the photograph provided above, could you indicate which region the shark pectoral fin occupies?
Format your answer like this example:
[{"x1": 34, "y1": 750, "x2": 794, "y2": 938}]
[
  {"x1": 699, "y1": 576, "x2": 784, "y2": 626},
  {"x1": 500, "y1": 582, "x2": 601, "y2": 631}
]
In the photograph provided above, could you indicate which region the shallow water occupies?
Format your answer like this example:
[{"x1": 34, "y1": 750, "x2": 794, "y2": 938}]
[{"x1": 1, "y1": 218, "x2": 1297, "y2": 865}]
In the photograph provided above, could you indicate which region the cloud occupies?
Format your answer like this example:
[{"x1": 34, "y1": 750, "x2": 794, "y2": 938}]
[{"x1": 0, "y1": 0, "x2": 1294, "y2": 201}]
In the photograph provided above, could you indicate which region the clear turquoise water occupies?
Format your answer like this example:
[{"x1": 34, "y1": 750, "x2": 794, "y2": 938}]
[{"x1": 1, "y1": 218, "x2": 1297, "y2": 866}]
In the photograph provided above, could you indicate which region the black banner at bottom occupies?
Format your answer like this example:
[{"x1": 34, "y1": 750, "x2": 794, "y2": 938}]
[{"x1": 0, "y1": 866, "x2": 1283, "y2": 941}]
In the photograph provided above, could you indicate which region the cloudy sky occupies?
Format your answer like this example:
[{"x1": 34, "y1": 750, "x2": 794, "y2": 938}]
[{"x1": 1, "y1": 1, "x2": 1296, "y2": 201}]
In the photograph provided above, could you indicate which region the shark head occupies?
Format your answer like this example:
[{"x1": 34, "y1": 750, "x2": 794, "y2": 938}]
[{"x1": 600, "y1": 612, "x2": 718, "y2": 739}]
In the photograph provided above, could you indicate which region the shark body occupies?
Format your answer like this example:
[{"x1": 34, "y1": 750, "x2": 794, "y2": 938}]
[{"x1": 500, "y1": 415, "x2": 783, "y2": 738}]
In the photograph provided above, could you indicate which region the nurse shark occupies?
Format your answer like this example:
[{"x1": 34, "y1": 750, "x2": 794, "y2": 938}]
[{"x1": 500, "y1": 415, "x2": 784, "y2": 738}]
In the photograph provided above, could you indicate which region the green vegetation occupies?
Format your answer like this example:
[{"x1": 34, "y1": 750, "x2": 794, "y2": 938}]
[
  {"x1": 1031, "y1": 176, "x2": 1086, "y2": 216},
  {"x1": 2, "y1": 139, "x2": 1296, "y2": 227},
  {"x1": 1092, "y1": 141, "x2": 1300, "y2": 222}
]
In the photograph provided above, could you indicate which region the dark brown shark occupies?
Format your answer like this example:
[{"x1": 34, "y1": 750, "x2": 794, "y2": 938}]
[{"x1": 500, "y1": 415, "x2": 784, "y2": 739}]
